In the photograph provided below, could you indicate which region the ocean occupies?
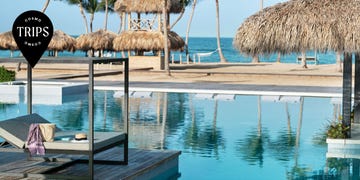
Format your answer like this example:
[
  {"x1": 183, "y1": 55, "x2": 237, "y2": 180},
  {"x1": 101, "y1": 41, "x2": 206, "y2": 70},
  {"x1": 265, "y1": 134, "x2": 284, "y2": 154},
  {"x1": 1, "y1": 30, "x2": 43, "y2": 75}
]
[{"x1": 0, "y1": 37, "x2": 338, "y2": 64}]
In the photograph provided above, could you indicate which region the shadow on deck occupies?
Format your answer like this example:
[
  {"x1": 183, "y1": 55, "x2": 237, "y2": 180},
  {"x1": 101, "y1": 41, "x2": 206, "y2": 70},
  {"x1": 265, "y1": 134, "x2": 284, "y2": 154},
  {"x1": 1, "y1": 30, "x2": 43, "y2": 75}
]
[{"x1": 0, "y1": 147, "x2": 181, "y2": 179}]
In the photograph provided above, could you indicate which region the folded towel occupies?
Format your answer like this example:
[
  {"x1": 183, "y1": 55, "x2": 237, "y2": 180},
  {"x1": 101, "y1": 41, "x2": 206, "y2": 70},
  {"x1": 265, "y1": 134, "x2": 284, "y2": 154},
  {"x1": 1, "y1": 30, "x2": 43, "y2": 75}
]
[{"x1": 26, "y1": 123, "x2": 45, "y2": 155}]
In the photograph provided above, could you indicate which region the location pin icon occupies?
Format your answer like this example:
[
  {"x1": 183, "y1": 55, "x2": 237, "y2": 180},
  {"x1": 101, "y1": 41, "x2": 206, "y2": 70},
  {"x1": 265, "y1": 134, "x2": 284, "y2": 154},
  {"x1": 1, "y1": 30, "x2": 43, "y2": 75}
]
[{"x1": 12, "y1": 10, "x2": 53, "y2": 68}]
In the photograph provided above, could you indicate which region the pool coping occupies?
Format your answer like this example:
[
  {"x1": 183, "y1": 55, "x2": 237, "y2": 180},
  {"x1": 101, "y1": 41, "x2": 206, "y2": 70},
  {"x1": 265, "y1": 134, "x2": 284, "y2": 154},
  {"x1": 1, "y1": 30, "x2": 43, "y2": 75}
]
[
  {"x1": 93, "y1": 81, "x2": 343, "y2": 98},
  {"x1": 13, "y1": 79, "x2": 343, "y2": 97}
]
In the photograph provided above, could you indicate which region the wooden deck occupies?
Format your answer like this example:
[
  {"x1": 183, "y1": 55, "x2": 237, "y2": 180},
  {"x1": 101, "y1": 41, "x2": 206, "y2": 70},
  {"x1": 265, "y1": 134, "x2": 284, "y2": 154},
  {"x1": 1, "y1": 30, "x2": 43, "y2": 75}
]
[{"x1": 0, "y1": 147, "x2": 181, "y2": 179}]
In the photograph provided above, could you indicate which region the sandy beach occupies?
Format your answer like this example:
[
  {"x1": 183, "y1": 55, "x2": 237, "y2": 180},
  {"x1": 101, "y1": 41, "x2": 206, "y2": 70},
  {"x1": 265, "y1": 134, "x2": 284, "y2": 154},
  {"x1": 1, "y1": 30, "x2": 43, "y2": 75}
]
[{"x1": 0, "y1": 62, "x2": 343, "y2": 88}]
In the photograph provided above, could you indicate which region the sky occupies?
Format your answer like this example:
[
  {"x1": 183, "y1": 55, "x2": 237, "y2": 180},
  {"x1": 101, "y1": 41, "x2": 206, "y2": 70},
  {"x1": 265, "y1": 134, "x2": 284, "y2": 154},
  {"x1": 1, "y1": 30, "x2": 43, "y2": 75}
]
[{"x1": 0, "y1": 0, "x2": 287, "y2": 38}]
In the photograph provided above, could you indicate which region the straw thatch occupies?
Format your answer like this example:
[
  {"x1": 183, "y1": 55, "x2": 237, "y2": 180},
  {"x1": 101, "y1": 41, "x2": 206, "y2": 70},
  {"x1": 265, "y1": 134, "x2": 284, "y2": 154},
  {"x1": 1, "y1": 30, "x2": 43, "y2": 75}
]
[
  {"x1": 113, "y1": 31, "x2": 184, "y2": 51},
  {"x1": 114, "y1": 0, "x2": 183, "y2": 14},
  {"x1": 0, "y1": 31, "x2": 18, "y2": 50},
  {"x1": 233, "y1": 0, "x2": 360, "y2": 56},
  {"x1": 48, "y1": 30, "x2": 76, "y2": 52},
  {"x1": 76, "y1": 29, "x2": 117, "y2": 51}
]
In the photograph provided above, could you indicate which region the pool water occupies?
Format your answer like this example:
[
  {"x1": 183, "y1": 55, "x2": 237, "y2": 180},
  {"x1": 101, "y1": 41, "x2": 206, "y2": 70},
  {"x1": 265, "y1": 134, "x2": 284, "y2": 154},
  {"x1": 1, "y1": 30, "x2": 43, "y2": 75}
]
[{"x1": 0, "y1": 91, "x2": 353, "y2": 179}]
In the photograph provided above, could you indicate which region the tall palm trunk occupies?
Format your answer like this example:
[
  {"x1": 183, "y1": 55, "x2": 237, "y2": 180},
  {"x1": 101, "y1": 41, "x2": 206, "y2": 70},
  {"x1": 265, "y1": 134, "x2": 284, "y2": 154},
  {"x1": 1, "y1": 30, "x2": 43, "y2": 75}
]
[
  {"x1": 215, "y1": 0, "x2": 227, "y2": 63},
  {"x1": 336, "y1": 51, "x2": 342, "y2": 72},
  {"x1": 118, "y1": 14, "x2": 123, "y2": 34},
  {"x1": 301, "y1": 51, "x2": 308, "y2": 68},
  {"x1": 119, "y1": 12, "x2": 126, "y2": 58},
  {"x1": 163, "y1": 0, "x2": 170, "y2": 75},
  {"x1": 90, "y1": 13, "x2": 95, "y2": 32},
  {"x1": 185, "y1": 0, "x2": 197, "y2": 62},
  {"x1": 104, "y1": 0, "x2": 109, "y2": 30},
  {"x1": 79, "y1": 3, "x2": 89, "y2": 33},
  {"x1": 252, "y1": 55, "x2": 259, "y2": 63},
  {"x1": 252, "y1": 0, "x2": 264, "y2": 64},
  {"x1": 41, "y1": 0, "x2": 50, "y2": 12},
  {"x1": 276, "y1": 52, "x2": 281, "y2": 63},
  {"x1": 170, "y1": 7, "x2": 185, "y2": 29}
]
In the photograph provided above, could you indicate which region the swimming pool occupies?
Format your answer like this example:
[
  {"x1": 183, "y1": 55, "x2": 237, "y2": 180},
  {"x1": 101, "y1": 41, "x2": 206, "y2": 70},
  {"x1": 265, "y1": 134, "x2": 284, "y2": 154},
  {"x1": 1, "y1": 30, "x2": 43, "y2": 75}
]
[{"x1": 0, "y1": 91, "x2": 352, "y2": 179}]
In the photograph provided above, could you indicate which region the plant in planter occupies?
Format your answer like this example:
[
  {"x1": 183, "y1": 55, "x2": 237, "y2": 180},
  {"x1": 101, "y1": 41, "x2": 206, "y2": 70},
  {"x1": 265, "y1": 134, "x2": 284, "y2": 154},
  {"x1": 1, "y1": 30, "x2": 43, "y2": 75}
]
[
  {"x1": 326, "y1": 122, "x2": 350, "y2": 139},
  {"x1": 0, "y1": 66, "x2": 15, "y2": 82}
]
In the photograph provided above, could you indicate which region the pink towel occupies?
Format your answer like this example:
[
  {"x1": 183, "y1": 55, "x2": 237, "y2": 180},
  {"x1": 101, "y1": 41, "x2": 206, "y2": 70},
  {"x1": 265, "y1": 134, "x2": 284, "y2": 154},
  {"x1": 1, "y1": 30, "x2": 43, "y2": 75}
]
[{"x1": 26, "y1": 123, "x2": 45, "y2": 155}]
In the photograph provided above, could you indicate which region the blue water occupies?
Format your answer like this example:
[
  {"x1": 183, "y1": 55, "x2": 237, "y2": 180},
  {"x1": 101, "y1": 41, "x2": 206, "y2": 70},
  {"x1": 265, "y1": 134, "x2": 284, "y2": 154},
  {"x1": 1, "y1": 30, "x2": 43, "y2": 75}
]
[
  {"x1": 0, "y1": 91, "x2": 352, "y2": 179},
  {"x1": 0, "y1": 37, "x2": 339, "y2": 64}
]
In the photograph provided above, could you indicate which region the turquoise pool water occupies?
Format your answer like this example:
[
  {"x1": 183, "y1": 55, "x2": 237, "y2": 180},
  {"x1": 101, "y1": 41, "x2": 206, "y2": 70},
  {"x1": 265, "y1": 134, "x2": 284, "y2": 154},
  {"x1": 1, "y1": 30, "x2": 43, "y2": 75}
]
[{"x1": 0, "y1": 91, "x2": 352, "y2": 179}]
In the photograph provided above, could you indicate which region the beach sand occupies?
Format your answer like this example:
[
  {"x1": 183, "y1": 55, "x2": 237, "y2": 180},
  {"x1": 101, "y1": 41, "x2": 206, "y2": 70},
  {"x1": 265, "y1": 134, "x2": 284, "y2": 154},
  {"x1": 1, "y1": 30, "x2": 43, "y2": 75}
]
[{"x1": 1, "y1": 62, "x2": 343, "y2": 87}]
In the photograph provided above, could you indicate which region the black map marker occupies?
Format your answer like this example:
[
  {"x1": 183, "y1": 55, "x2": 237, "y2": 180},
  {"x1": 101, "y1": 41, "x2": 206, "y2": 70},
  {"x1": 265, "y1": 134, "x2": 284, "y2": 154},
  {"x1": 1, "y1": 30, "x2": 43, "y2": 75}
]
[{"x1": 12, "y1": 10, "x2": 53, "y2": 68}]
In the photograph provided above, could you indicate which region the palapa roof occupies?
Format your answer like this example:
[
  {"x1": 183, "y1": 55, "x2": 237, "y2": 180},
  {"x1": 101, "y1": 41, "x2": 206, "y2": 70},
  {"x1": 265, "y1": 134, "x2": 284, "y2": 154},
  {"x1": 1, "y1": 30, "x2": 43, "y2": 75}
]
[
  {"x1": 113, "y1": 31, "x2": 184, "y2": 51},
  {"x1": 114, "y1": 0, "x2": 183, "y2": 14},
  {"x1": 48, "y1": 30, "x2": 76, "y2": 52},
  {"x1": 0, "y1": 31, "x2": 18, "y2": 50},
  {"x1": 233, "y1": 0, "x2": 360, "y2": 56},
  {"x1": 76, "y1": 29, "x2": 117, "y2": 51}
]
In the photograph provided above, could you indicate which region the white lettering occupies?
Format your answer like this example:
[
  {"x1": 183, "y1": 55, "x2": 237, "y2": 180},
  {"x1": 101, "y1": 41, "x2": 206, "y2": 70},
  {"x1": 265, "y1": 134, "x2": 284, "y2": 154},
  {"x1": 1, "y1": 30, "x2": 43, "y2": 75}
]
[
  {"x1": 16, "y1": 26, "x2": 50, "y2": 38},
  {"x1": 42, "y1": 27, "x2": 49, "y2": 37},
  {"x1": 35, "y1": 27, "x2": 42, "y2": 37},
  {"x1": 16, "y1": 27, "x2": 24, "y2": 37},
  {"x1": 24, "y1": 27, "x2": 31, "y2": 37}
]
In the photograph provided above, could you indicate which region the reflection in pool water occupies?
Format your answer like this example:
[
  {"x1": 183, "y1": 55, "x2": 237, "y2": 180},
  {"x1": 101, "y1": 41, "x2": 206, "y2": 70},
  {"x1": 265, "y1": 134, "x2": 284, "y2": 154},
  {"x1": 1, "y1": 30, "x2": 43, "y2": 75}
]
[{"x1": 0, "y1": 91, "x2": 355, "y2": 179}]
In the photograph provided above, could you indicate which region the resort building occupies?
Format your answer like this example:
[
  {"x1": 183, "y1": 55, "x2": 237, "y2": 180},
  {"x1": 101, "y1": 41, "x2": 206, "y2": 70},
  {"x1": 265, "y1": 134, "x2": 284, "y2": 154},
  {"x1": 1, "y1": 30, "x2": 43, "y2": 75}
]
[{"x1": 113, "y1": 0, "x2": 185, "y2": 70}]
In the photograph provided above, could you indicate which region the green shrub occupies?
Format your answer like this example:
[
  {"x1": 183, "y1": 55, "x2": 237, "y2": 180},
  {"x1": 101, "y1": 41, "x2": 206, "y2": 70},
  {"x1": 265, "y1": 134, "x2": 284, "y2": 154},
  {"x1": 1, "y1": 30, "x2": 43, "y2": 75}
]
[
  {"x1": 327, "y1": 122, "x2": 350, "y2": 139},
  {"x1": 0, "y1": 66, "x2": 15, "y2": 82}
]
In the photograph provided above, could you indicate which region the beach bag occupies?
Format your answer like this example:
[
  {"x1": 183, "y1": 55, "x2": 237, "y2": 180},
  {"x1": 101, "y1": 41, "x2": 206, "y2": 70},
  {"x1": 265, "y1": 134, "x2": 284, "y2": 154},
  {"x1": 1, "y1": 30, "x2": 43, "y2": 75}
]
[{"x1": 39, "y1": 123, "x2": 56, "y2": 142}]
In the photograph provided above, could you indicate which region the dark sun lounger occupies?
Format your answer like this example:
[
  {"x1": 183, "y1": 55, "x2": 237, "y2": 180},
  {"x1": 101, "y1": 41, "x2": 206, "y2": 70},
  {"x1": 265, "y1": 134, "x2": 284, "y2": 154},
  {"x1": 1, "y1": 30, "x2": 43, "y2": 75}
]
[{"x1": 0, "y1": 113, "x2": 127, "y2": 158}]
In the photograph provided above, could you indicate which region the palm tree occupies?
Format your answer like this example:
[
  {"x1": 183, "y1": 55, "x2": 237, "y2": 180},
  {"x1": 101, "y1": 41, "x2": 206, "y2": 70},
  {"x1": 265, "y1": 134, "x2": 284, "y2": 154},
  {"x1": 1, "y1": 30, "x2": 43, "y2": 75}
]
[
  {"x1": 42, "y1": 0, "x2": 51, "y2": 12},
  {"x1": 185, "y1": 0, "x2": 198, "y2": 62},
  {"x1": 215, "y1": 0, "x2": 227, "y2": 63},
  {"x1": 57, "y1": 0, "x2": 89, "y2": 33},
  {"x1": 98, "y1": 0, "x2": 117, "y2": 30},
  {"x1": 252, "y1": 0, "x2": 264, "y2": 63},
  {"x1": 163, "y1": 0, "x2": 170, "y2": 75},
  {"x1": 64, "y1": 0, "x2": 109, "y2": 33},
  {"x1": 83, "y1": 0, "x2": 101, "y2": 32},
  {"x1": 170, "y1": 0, "x2": 192, "y2": 29},
  {"x1": 276, "y1": 52, "x2": 281, "y2": 63},
  {"x1": 336, "y1": 51, "x2": 343, "y2": 72},
  {"x1": 300, "y1": 51, "x2": 308, "y2": 68},
  {"x1": 103, "y1": 0, "x2": 109, "y2": 30}
]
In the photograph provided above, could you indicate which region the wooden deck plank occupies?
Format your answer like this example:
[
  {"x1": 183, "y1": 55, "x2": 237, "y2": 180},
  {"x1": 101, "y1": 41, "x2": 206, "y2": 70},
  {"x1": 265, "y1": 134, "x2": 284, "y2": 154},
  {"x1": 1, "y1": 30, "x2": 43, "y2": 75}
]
[{"x1": 0, "y1": 147, "x2": 181, "y2": 180}]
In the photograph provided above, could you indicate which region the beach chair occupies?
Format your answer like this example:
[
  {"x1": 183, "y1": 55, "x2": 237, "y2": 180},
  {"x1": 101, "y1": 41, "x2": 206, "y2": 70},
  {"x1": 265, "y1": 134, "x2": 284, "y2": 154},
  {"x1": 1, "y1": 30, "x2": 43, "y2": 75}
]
[{"x1": 0, "y1": 113, "x2": 127, "y2": 167}]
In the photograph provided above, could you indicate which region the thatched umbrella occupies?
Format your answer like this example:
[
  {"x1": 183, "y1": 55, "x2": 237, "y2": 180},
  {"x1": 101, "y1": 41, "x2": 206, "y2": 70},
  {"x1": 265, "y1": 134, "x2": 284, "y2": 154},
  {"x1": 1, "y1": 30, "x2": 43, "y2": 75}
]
[
  {"x1": 233, "y1": 0, "x2": 360, "y2": 137},
  {"x1": 233, "y1": 0, "x2": 360, "y2": 55},
  {"x1": 0, "y1": 31, "x2": 18, "y2": 51},
  {"x1": 113, "y1": 31, "x2": 184, "y2": 51},
  {"x1": 0, "y1": 31, "x2": 19, "y2": 70},
  {"x1": 114, "y1": 0, "x2": 183, "y2": 13},
  {"x1": 233, "y1": 0, "x2": 352, "y2": 55},
  {"x1": 48, "y1": 30, "x2": 76, "y2": 53},
  {"x1": 76, "y1": 29, "x2": 117, "y2": 56}
]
